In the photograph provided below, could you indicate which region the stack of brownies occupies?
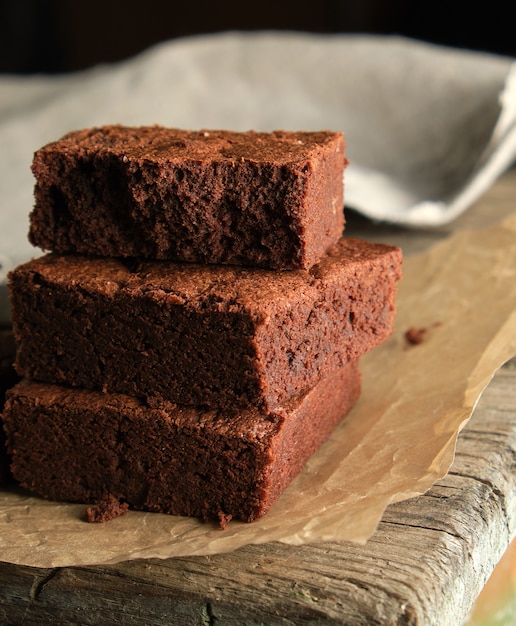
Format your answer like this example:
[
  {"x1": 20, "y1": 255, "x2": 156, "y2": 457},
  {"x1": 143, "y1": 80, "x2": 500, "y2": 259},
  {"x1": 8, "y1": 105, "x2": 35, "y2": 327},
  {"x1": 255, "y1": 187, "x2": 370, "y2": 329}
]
[{"x1": 2, "y1": 126, "x2": 402, "y2": 526}]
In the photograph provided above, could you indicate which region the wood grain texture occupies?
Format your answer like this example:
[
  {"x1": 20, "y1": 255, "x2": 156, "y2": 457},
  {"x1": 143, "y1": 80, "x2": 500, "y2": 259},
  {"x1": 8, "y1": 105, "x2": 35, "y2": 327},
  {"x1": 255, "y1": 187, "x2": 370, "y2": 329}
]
[{"x1": 0, "y1": 359, "x2": 514, "y2": 626}]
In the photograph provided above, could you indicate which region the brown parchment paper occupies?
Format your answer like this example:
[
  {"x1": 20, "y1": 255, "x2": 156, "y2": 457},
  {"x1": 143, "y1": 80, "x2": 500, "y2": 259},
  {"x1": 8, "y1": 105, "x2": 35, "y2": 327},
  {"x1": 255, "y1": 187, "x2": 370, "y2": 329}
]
[{"x1": 1, "y1": 214, "x2": 516, "y2": 568}]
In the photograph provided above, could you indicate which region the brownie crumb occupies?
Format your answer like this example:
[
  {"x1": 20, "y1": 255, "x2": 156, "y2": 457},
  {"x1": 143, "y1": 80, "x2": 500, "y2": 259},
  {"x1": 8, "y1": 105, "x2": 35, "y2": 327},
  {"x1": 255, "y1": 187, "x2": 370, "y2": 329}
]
[
  {"x1": 202, "y1": 510, "x2": 233, "y2": 529},
  {"x1": 404, "y1": 327, "x2": 428, "y2": 345},
  {"x1": 404, "y1": 322, "x2": 442, "y2": 346},
  {"x1": 85, "y1": 494, "x2": 129, "y2": 523},
  {"x1": 217, "y1": 511, "x2": 233, "y2": 530}
]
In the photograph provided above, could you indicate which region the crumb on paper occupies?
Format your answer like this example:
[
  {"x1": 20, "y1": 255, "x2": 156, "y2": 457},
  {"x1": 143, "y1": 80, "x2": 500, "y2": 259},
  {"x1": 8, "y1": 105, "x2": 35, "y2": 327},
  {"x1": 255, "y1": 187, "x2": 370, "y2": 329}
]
[
  {"x1": 217, "y1": 511, "x2": 233, "y2": 530},
  {"x1": 203, "y1": 510, "x2": 233, "y2": 530},
  {"x1": 405, "y1": 327, "x2": 428, "y2": 345},
  {"x1": 404, "y1": 322, "x2": 442, "y2": 346},
  {"x1": 85, "y1": 494, "x2": 129, "y2": 523}
]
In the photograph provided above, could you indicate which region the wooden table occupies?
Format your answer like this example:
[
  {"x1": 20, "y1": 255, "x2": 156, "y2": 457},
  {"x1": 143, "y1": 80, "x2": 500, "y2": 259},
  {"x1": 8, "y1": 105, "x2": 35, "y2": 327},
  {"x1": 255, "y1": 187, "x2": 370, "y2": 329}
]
[{"x1": 1, "y1": 170, "x2": 516, "y2": 626}]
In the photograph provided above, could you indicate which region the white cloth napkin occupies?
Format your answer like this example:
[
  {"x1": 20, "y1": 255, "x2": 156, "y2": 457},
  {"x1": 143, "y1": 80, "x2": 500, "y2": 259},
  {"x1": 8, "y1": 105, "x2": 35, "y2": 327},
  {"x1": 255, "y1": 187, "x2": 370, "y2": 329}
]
[{"x1": 1, "y1": 31, "x2": 515, "y2": 293}]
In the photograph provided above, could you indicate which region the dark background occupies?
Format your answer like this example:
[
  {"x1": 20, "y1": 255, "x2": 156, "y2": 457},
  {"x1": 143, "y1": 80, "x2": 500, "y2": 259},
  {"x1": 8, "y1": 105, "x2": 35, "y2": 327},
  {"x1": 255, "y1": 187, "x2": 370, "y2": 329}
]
[{"x1": 1, "y1": 0, "x2": 514, "y2": 75}]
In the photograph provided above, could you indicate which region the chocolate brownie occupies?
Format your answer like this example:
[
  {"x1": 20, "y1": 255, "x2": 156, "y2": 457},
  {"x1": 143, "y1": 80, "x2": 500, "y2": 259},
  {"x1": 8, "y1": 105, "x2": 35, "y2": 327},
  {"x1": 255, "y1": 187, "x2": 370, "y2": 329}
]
[
  {"x1": 9, "y1": 238, "x2": 402, "y2": 410},
  {"x1": 0, "y1": 327, "x2": 18, "y2": 485},
  {"x1": 3, "y1": 360, "x2": 361, "y2": 523},
  {"x1": 29, "y1": 126, "x2": 346, "y2": 270}
]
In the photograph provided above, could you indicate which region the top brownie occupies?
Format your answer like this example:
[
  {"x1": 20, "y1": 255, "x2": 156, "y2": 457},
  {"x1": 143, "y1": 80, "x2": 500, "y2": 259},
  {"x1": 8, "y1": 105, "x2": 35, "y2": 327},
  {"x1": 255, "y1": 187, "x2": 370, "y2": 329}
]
[{"x1": 29, "y1": 126, "x2": 347, "y2": 270}]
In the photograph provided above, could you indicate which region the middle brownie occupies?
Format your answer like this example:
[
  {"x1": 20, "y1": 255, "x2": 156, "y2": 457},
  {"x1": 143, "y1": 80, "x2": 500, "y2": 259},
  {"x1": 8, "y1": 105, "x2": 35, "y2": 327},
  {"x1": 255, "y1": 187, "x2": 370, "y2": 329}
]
[{"x1": 9, "y1": 237, "x2": 402, "y2": 410}]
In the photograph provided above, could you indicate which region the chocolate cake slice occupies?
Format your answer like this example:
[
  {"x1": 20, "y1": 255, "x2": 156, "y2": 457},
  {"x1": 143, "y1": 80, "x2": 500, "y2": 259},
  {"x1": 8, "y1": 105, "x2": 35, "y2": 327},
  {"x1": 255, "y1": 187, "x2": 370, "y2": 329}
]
[
  {"x1": 29, "y1": 126, "x2": 346, "y2": 270},
  {"x1": 9, "y1": 238, "x2": 402, "y2": 410},
  {"x1": 3, "y1": 360, "x2": 361, "y2": 524}
]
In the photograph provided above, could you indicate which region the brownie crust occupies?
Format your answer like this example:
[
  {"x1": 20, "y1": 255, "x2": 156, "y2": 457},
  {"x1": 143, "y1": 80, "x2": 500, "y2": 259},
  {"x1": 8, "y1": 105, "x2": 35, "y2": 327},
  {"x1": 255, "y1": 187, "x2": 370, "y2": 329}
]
[
  {"x1": 3, "y1": 361, "x2": 361, "y2": 523},
  {"x1": 9, "y1": 238, "x2": 402, "y2": 410},
  {"x1": 29, "y1": 126, "x2": 346, "y2": 270}
]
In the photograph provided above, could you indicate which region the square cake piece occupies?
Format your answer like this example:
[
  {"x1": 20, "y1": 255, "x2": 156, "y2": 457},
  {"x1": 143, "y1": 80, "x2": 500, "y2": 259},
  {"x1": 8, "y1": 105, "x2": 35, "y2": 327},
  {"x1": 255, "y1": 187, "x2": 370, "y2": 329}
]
[
  {"x1": 9, "y1": 238, "x2": 401, "y2": 410},
  {"x1": 29, "y1": 126, "x2": 346, "y2": 270},
  {"x1": 3, "y1": 361, "x2": 361, "y2": 524}
]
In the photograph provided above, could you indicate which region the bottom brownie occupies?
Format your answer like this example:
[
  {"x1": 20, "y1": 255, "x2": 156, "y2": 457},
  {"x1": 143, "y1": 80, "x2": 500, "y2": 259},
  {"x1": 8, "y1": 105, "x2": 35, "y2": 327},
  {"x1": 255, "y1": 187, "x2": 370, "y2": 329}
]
[{"x1": 3, "y1": 361, "x2": 361, "y2": 524}]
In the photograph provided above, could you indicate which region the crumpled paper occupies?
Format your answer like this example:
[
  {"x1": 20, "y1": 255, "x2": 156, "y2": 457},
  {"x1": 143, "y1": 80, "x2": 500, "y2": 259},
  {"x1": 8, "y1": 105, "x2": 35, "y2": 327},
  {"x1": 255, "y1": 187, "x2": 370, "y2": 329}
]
[
  {"x1": 1, "y1": 213, "x2": 515, "y2": 568},
  {"x1": 1, "y1": 32, "x2": 516, "y2": 290}
]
